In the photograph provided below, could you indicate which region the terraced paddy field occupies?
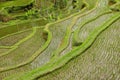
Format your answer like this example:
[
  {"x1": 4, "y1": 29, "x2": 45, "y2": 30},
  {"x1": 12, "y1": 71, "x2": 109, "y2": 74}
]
[{"x1": 0, "y1": 0, "x2": 120, "y2": 80}]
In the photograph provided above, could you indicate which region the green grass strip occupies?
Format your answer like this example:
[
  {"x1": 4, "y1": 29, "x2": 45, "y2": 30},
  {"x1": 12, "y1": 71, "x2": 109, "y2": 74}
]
[{"x1": 4, "y1": 11, "x2": 120, "y2": 80}]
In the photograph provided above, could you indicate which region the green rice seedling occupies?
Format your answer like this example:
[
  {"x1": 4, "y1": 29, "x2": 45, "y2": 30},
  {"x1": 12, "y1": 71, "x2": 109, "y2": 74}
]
[
  {"x1": 77, "y1": 13, "x2": 113, "y2": 43},
  {"x1": 0, "y1": 25, "x2": 32, "y2": 38},
  {"x1": 50, "y1": 17, "x2": 77, "y2": 57},
  {"x1": 0, "y1": 29, "x2": 32, "y2": 46},
  {"x1": 0, "y1": 18, "x2": 44, "y2": 28},
  {"x1": 0, "y1": 0, "x2": 34, "y2": 10},
  {"x1": 73, "y1": 0, "x2": 111, "y2": 44},
  {"x1": 0, "y1": 28, "x2": 35, "y2": 57},
  {"x1": 58, "y1": 0, "x2": 111, "y2": 55},
  {"x1": 30, "y1": 17, "x2": 74, "y2": 69},
  {"x1": 0, "y1": 15, "x2": 73, "y2": 79},
  {"x1": 24, "y1": 0, "x2": 98, "y2": 75},
  {"x1": 4, "y1": 10, "x2": 120, "y2": 80},
  {"x1": 0, "y1": 0, "x2": 97, "y2": 77},
  {"x1": 0, "y1": 0, "x2": 87, "y2": 77},
  {"x1": 0, "y1": 48, "x2": 9, "y2": 54},
  {"x1": 51, "y1": 0, "x2": 97, "y2": 57},
  {"x1": 0, "y1": 29, "x2": 32, "y2": 57},
  {"x1": 49, "y1": 0, "x2": 96, "y2": 57},
  {"x1": 0, "y1": 27, "x2": 50, "y2": 79},
  {"x1": 50, "y1": 0, "x2": 100, "y2": 57},
  {"x1": 0, "y1": 19, "x2": 47, "y2": 39},
  {"x1": 37, "y1": 18, "x2": 120, "y2": 80},
  {"x1": 0, "y1": 0, "x2": 120, "y2": 80},
  {"x1": 0, "y1": 27, "x2": 46, "y2": 69}
]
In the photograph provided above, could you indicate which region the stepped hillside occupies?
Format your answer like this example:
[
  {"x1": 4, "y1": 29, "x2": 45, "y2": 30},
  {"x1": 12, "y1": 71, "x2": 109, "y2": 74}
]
[{"x1": 0, "y1": 0, "x2": 120, "y2": 80}]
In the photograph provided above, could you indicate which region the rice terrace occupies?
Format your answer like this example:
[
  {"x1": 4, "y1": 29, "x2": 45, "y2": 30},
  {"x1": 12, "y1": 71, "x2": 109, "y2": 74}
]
[{"x1": 0, "y1": 0, "x2": 120, "y2": 80}]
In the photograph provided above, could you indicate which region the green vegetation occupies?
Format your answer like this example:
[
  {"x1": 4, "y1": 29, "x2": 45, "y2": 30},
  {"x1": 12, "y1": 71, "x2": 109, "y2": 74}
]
[{"x1": 0, "y1": 0, "x2": 120, "y2": 80}]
